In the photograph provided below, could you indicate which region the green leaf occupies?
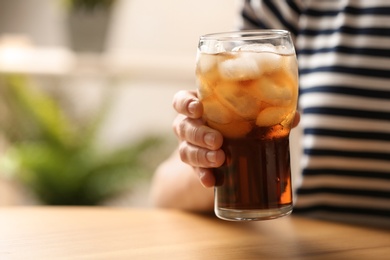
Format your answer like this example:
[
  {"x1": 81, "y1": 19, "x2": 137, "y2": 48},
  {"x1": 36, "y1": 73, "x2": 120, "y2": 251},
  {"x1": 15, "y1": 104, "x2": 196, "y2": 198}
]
[
  {"x1": 0, "y1": 75, "x2": 170, "y2": 205},
  {"x1": 4, "y1": 75, "x2": 75, "y2": 147}
]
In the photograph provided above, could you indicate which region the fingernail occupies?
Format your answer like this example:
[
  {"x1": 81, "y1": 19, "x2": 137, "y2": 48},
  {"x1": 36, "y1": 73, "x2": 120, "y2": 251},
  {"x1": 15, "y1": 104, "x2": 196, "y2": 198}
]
[
  {"x1": 198, "y1": 169, "x2": 207, "y2": 188},
  {"x1": 198, "y1": 170, "x2": 209, "y2": 188},
  {"x1": 204, "y1": 133, "x2": 215, "y2": 147},
  {"x1": 188, "y1": 100, "x2": 198, "y2": 115},
  {"x1": 198, "y1": 170, "x2": 206, "y2": 180},
  {"x1": 206, "y1": 151, "x2": 217, "y2": 164}
]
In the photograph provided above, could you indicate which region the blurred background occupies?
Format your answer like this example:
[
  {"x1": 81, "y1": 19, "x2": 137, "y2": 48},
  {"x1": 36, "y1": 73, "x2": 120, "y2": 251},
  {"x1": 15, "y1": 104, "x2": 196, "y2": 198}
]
[{"x1": 0, "y1": 0, "x2": 238, "y2": 207}]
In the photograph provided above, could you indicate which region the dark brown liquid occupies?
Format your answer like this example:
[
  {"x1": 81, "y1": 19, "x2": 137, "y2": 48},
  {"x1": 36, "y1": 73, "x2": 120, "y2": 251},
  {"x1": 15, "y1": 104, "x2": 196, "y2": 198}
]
[{"x1": 214, "y1": 132, "x2": 292, "y2": 210}]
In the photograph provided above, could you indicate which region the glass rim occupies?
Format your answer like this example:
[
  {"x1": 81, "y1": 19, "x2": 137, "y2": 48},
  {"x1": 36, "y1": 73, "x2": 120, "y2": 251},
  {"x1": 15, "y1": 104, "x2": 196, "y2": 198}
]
[{"x1": 199, "y1": 29, "x2": 291, "y2": 41}]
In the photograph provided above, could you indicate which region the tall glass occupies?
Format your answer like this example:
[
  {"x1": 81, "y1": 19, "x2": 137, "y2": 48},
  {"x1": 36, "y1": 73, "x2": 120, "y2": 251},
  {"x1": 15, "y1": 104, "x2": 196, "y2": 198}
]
[{"x1": 196, "y1": 30, "x2": 298, "y2": 221}]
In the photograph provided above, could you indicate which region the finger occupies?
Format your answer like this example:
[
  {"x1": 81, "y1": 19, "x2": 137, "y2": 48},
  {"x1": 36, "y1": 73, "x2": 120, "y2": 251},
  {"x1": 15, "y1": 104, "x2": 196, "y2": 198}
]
[
  {"x1": 172, "y1": 90, "x2": 203, "y2": 119},
  {"x1": 172, "y1": 114, "x2": 186, "y2": 139},
  {"x1": 174, "y1": 117, "x2": 223, "y2": 150},
  {"x1": 292, "y1": 111, "x2": 301, "y2": 128},
  {"x1": 179, "y1": 142, "x2": 225, "y2": 168},
  {"x1": 195, "y1": 167, "x2": 216, "y2": 188}
]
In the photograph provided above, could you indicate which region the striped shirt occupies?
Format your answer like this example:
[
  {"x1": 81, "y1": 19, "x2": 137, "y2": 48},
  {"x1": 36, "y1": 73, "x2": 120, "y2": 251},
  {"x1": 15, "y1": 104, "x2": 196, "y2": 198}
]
[{"x1": 238, "y1": 0, "x2": 390, "y2": 228}]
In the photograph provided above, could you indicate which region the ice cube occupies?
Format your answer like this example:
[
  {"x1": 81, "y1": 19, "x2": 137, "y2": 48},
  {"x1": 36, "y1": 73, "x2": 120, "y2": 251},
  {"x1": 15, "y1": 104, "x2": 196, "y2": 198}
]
[
  {"x1": 232, "y1": 43, "x2": 276, "y2": 53},
  {"x1": 256, "y1": 106, "x2": 290, "y2": 127},
  {"x1": 255, "y1": 52, "x2": 282, "y2": 72},
  {"x1": 283, "y1": 54, "x2": 298, "y2": 78},
  {"x1": 233, "y1": 44, "x2": 282, "y2": 72},
  {"x1": 207, "y1": 119, "x2": 252, "y2": 139},
  {"x1": 196, "y1": 79, "x2": 213, "y2": 99},
  {"x1": 202, "y1": 94, "x2": 254, "y2": 138},
  {"x1": 202, "y1": 96, "x2": 233, "y2": 124},
  {"x1": 218, "y1": 54, "x2": 260, "y2": 80},
  {"x1": 197, "y1": 53, "x2": 218, "y2": 73},
  {"x1": 215, "y1": 82, "x2": 260, "y2": 119},
  {"x1": 280, "y1": 110, "x2": 296, "y2": 127},
  {"x1": 276, "y1": 45, "x2": 294, "y2": 55},
  {"x1": 200, "y1": 41, "x2": 226, "y2": 54},
  {"x1": 252, "y1": 77, "x2": 292, "y2": 106}
]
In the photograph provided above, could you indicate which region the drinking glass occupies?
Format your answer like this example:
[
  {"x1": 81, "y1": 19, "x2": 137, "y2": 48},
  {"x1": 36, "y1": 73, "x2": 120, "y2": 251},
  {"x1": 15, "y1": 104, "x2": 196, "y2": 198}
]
[{"x1": 196, "y1": 30, "x2": 298, "y2": 221}]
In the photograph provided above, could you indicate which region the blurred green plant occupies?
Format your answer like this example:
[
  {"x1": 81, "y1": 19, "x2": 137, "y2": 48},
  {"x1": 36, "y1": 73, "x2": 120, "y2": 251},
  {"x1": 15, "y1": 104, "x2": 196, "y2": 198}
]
[{"x1": 0, "y1": 75, "x2": 165, "y2": 205}]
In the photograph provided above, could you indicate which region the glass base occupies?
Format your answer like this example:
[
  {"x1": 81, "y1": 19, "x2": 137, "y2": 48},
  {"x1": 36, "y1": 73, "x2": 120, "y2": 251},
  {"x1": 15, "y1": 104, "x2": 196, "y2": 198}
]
[{"x1": 215, "y1": 205, "x2": 292, "y2": 221}]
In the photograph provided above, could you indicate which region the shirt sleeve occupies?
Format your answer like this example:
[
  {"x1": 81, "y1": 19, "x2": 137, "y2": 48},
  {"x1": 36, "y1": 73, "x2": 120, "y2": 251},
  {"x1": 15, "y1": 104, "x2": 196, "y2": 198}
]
[{"x1": 237, "y1": 0, "x2": 304, "y2": 41}]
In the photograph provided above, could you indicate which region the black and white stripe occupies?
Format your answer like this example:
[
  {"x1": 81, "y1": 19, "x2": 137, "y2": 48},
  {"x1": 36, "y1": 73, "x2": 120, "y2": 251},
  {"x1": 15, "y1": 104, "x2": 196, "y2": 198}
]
[{"x1": 239, "y1": 0, "x2": 390, "y2": 227}]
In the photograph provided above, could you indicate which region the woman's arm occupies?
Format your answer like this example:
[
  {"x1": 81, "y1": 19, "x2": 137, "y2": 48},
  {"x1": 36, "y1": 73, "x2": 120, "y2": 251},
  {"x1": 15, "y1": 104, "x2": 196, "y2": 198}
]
[{"x1": 149, "y1": 148, "x2": 214, "y2": 212}]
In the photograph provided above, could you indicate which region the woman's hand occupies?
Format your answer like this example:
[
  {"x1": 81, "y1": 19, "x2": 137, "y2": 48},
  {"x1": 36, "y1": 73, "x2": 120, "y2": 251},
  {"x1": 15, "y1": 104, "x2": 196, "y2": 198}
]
[
  {"x1": 172, "y1": 89, "x2": 300, "y2": 187},
  {"x1": 172, "y1": 90, "x2": 225, "y2": 187}
]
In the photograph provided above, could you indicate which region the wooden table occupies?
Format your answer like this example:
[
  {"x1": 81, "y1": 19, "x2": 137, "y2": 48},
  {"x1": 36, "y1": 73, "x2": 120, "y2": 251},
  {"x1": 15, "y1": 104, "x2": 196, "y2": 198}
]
[{"x1": 0, "y1": 207, "x2": 389, "y2": 259}]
